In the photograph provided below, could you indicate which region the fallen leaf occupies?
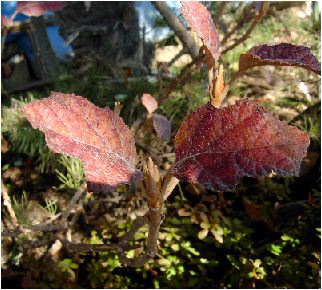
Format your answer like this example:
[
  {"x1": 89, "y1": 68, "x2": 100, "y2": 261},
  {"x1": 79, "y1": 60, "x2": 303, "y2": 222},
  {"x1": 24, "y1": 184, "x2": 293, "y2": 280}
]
[
  {"x1": 22, "y1": 92, "x2": 142, "y2": 192},
  {"x1": 172, "y1": 99, "x2": 310, "y2": 191},
  {"x1": 181, "y1": 1, "x2": 220, "y2": 68},
  {"x1": 210, "y1": 224, "x2": 224, "y2": 243},
  {"x1": 153, "y1": 113, "x2": 171, "y2": 141},
  {"x1": 198, "y1": 228, "x2": 209, "y2": 240},
  {"x1": 141, "y1": 93, "x2": 158, "y2": 114},
  {"x1": 239, "y1": 43, "x2": 321, "y2": 75},
  {"x1": 243, "y1": 197, "x2": 263, "y2": 221},
  {"x1": 178, "y1": 208, "x2": 192, "y2": 217}
]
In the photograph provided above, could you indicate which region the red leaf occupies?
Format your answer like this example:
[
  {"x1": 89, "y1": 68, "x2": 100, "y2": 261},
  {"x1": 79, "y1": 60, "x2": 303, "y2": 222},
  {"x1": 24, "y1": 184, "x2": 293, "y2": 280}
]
[
  {"x1": 22, "y1": 92, "x2": 142, "y2": 192},
  {"x1": 239, "y1": 43, "x2": 321, "y2": 75},
  {"x1": 181, "y1": 1, "x2": 220, "y2": 68},
  {"x1": 141, "y1": 93, "x2": 158, "y2": 114},
  {"x1": 153, "y1": 113, "x2": 171, "y2": 141},
  {"x1": 172, "y1": 99, "x2": 310, "y2": 191},
  {"x1": 1, "y1": 16, "x2": 14, "y2": 28},
  {"x1": 16, "y1": 1, "x2": 65, "y2": 17}
]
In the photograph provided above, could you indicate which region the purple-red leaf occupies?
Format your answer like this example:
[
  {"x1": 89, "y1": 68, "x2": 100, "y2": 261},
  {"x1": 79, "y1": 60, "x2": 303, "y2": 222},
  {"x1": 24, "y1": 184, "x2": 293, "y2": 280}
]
[
  {"x1": 239, "y1": 43, "x2": 321, "y2": 75},
  {"x1": 180, "y1": 1, "x2": 220, "y2": 68},
  {"x1": 15, "y1": 1, "x2": 65, "y2": 17},
  {"x1": 141, "y1": 93, "x2": 158, "y2": 114},
  {"x1": 172, "y1": 99, "x2": 310, "y2": 191},
  {"x1": 22, "y1": 92, "x2": 142, "y2": 192},
  {"x1": 153, "y1": 113, "x2": 171, "y2": 141}
]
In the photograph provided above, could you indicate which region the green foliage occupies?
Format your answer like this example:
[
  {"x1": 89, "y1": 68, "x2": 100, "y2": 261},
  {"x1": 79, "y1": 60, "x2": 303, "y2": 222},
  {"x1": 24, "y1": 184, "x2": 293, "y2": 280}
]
[
  {"x1": 2, "y1": 94, "x2": 58, "y2": 173},
  {"x1": 55, "y1": 155, "x2": 84, "y2": 190},
  {"x1": 58, "y1": 258, "x2": 78, "y2": 281},
  {"x1": 38, "y1": 198, "x2": 58, "y2": 217},
  {"x1": 12, "y1": 191, "x2": 30, "y2": 225},
  {"x1": 160, "y1": 75, "x2": 208, "y2": 130},
  {"x1": 298, "y1": 114, "x2": 321, "y2": 141},
  {"x1": 54, "y1": 72, "x2": 158, "y2": 113}
]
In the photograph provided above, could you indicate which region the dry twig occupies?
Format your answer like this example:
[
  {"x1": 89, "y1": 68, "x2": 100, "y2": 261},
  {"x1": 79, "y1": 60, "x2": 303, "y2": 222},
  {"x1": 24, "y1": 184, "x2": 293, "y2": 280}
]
[
  {"x1": 221, "y1": 2, "x2": 270, "y2": 55},
  {"x1": 2, "y1": 159, "x2": 178, "y2": 267},
  {"x1": 2, "y1": 180, "x2": 18, "y2": 227}
]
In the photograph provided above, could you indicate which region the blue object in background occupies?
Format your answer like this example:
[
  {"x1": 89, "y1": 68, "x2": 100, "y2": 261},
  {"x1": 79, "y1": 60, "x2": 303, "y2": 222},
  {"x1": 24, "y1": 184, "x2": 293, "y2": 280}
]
[
  {"x1": 47, "y1": 25, "x2": 73, "y2": 61},
  {"x1": 2, "y1": 1, "x2": 73, "y2": 62},
  {"x1": 1, "y1": 1, "x2": 29, "y2": 22}
]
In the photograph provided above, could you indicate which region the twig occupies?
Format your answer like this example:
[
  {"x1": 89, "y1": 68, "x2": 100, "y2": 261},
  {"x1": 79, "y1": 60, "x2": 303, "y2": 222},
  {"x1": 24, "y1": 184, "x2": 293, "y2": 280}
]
[
  {"x1": 65, "y1": 25, "x2": 108, "y2": 45},
  {"x1": 119, "y1": 214, "x2": 149, "y2": 244},
  {"x1": 61, "y1": 239, "x2": 121, "y2": 252},
  {"x1": 160, "y1": 53, "x2": 205, "y2": 102},
  {"x1": 214, "y1": 2, "x2": 228, "y2": 26},
  {"x1": 2, "y1": 185, "x2": 86, "y2": 238},
  {"x1": 168, "y1": 48, "x2": 187, "y2": 67},
  {"x1": 62, "y1": 183, "x2": 87, "y2": 224},
  {"x1": 2, "y1": 160, "x2": 178, "y2": 268},
  {"x1": 1, "y1": 180, "x2": 18, "y2": 227},
  {"x1": 221, "y1": 2, "x2": 270, "y2": 55},
  {"x1": 227, "y1": 70, "x2": 244, "y2": 87},
  {"x1": 2, "y1": 224, "x2": 66, "y2": 238},
  {"x1": 221, "y1": 3, "x2": 254, "y2": 46}
]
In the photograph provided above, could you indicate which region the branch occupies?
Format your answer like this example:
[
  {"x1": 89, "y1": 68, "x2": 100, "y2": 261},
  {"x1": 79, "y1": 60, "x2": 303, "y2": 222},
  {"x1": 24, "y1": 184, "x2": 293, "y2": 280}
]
[
  {"x1": 2, "y1": 161, "x2": 178, "y2": 268},
  {"x1": 221, "y1": 2, "x2": 270, "y2": 55},
  {"x1": 168, "y1": 47, "x2": 188, "y2": 67},
  {"x1": 213, "y1": 2, "x2": 228, "y2": 26},
  {"x1": 62, "y1": 183, "x2": 87, "y2": 224},
  {"x1": 65, "y1": 25, "x2": 108, "y2": 45},
  {"x1": 2, "y1": 224, "x2": 66, "y2": 238},
  {"x1": 227, "y1": 70, "x2": 244, "y2": 87},
  {"x1": 61, "y1": 239, "x2": 121, "y2": 252},
  {"x1": 221, "y1": 3, "x2": 254, "y2": 46},
  {"x1": 152, "y1": 1, "x2": 199, "y2": 59},
  {"x1": 119, "y1": 215, "x2": 149, "y2": 244},
  {"x1": 160, "y1": 53, "x2": 205, "y2": 102}
]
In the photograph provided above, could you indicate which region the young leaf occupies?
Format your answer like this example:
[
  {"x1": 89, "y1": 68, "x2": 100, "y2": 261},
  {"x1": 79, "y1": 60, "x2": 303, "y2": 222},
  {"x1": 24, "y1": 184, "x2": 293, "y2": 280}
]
[
  {"x1": 180, "y1": 1, "x2": 220, "y2": 68},
  {"x1": 22, "y1": 92, "x2": 142, "y2": 192},
  {"x1": 239, "y1": 43, "x2": 321, "y2": 75},
  {"x1": 15, "y1": 1, "x2": 66, "y2": 17},
  {"x1": 141, "y1": 93, "x2": 158, "y2": 114},
  {"x1": 153, "y1": 113, "x2": 171, "y2": 141},
  {"x1": 172, "y1": 99, "x2": 310, "y2": 191}
]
